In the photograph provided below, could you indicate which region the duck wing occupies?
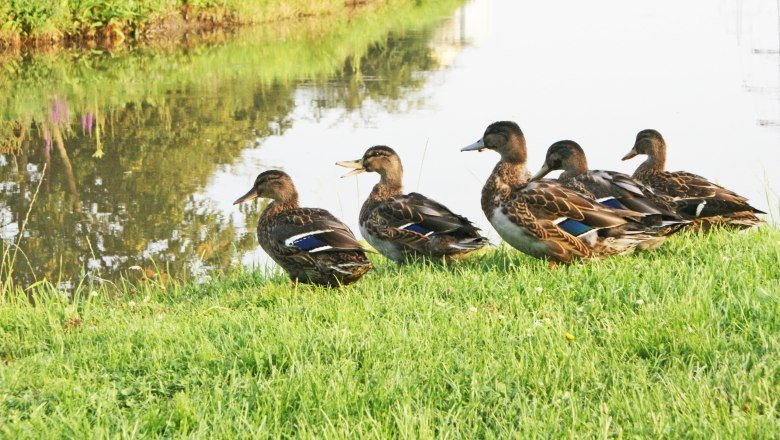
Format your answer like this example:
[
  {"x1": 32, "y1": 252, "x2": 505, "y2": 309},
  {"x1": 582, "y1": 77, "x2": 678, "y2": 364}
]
[
  {"x1": 647, "y1": 171, "x2": 742, "y2": 201},
  {"x1": 585, "y1": 170, "x2": 675, "y2": 217},
  {"x1": 500, "y1": 181, "x2": 641, "y2": 261},
  {"x1": 271, "y1": 208, "x2": 365, "y2": 255},
  {"x1": 368, "y1": 192, "x2": 482, "y2": 252}
]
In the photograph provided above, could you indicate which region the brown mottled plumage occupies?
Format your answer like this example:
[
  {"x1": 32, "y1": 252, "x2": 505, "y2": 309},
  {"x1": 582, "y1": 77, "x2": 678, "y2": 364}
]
[
  {"x1": 233, "y1": 170, "x2": 372, "y2": 287},
  {"x1": 337, "y1": 146, "x2": 488, "y2": 264},
  {"x1": 623, "y1": 129, "x2": 764, "y2": 229},
  {"x1": 530, "y1": 140, "x2": 694, "y2": 244},
  {"x1": 463, "y1": 121, "x2": 671, "y2": 263}
]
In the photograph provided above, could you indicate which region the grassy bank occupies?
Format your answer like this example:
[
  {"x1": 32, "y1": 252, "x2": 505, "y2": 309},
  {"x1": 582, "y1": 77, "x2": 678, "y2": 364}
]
[
  {"x1": 1, "y1": 227, "x2": 779, "y2": 437},
  {"x1": 0, "y1": 0, "x2": 384, "y2": 48}
]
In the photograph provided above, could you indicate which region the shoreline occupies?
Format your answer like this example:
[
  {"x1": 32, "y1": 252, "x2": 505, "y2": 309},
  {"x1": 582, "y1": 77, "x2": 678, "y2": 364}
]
[{"x1": 0, "y1": 0, "x2": 379, "y2": 52}]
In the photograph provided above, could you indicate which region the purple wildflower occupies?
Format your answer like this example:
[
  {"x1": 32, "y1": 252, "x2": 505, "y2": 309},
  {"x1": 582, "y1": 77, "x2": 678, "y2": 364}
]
[
  {"x1": 52, "y1": 99, "x2": 60, "y2": 125},
  {"x1": 63, "y1": 98, "x2": 70, "y2": 130},
  {"x1": 45, "y1": 126, "x2": 51, "y2": 152}
]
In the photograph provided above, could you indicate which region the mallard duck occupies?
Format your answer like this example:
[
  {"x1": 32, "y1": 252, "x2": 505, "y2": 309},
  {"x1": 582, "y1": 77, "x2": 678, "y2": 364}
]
[
  {"x1": 462, "y1": 121, "x2": 672, "y2": 263},
  {"x1": 622, "y1": 129, "x2": 765, "y2": 229},
  {"x1": 530, "y1": 140, "x2": 694, "y2": 237},
  {"x1": 336, "y1": 146, "x2": 488, "y2": 263},
  {"x1": 233, "y1": 170, "x2": 372, "y2": 287}
]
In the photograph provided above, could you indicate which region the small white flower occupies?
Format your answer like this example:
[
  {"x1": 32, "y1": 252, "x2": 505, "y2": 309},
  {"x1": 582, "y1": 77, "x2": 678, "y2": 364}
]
[
  {"x1": 90, "y1": 291, "x2": 99, "y2": 298},
  {"x1": 533, "y1": 320, "x2": 543, "y2": 327},
  {"x1": 157, "y1": 314, "x2": 164, "y2": 321},
  {"x1": 143, "y1": 296, "x2": 151, "y2": 303},
  {"x1": 497, "y1": 314, "x2": 506, "y2": 320},
  {"x1": 128, "y1": 301, "x2": 136, "y2": 308},
  {"x1": 538, "y1": 381, "x2": 545, "y2": 388},
  {"x1": 468, "y1": 306, "x2": 478, "y2": 313},
  {"x1": 128, "y1": 266, "x2": 142, "y2": 271},
  {"x1": 535, "y1": 287, "x2": 544, "y2": 293},
  {"x1": 635, "y1": 299, "x2": 644, "y2": 306}
]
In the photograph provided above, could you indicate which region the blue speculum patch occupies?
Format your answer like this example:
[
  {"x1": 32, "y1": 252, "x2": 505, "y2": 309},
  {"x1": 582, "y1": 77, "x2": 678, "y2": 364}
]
[
  {"x1": 291, "y1": 234, "x2": 328, "y2": 251},
  {"x1": 557, "y1": 218, "x2": 594, "y2": 237},
  {"x1": 599, "y1": 198, "x2": 624, "y2": 210},
  {"x1": 403, "y1": 223, "x2": 430, "y2": 235}
]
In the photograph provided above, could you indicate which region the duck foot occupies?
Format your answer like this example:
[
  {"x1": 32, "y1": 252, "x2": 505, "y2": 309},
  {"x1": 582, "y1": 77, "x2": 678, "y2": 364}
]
[{"x1": 548, "y1": 260, "x2": 558, "y2": 271}]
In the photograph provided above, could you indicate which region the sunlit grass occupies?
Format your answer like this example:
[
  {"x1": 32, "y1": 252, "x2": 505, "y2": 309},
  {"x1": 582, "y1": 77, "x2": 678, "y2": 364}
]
[{"x1": 1, "y1": 227, "x2": 778, "y2": 437}]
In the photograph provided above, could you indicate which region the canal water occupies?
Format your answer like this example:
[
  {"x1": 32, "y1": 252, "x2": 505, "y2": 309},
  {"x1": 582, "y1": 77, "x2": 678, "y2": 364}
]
[{"x1": 1, "y1": 0, "x2": 778, "y2": 287}]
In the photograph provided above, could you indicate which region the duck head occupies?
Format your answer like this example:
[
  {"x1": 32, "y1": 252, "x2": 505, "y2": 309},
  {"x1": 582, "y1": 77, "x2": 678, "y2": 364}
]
[
  {"x1": 461, "y1": 121, "x2": 527, "y2": 164},
  {"x1": 530, "y1": 140, "x2": 589, "y2": 181},
  {"x1": 622, "y1": 129, "x2": 665, "y2": 161},
  {"x1": 336, "y1": 145, "x2": 403, "y2": 183},
  {"x1": 233, "y1": 170, "x2": 298, "y2": 205}
]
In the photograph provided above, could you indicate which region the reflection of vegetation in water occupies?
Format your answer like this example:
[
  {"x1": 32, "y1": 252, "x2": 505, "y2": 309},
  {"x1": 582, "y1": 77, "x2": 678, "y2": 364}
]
[{"x1": 0, "y1": 0, "x2": 466, "y2": 286}]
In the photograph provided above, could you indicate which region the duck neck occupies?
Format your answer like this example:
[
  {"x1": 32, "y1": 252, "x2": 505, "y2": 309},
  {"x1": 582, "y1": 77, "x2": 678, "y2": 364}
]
[
  {"x1": 559, "y1": 156, "x2": 589, "y2": 180},
  {"x1": 492, "y1": 160, "x2": 531, "y2": 187},
  {"x1": 263, "y1": 192, "x2": 299, "y2": 217},
  {"x1": 637, "y1": 143, "x2": 666, "y2": 174},
  {"x1": 369, "y1": 168, "x2": 403, "y2": 201}
]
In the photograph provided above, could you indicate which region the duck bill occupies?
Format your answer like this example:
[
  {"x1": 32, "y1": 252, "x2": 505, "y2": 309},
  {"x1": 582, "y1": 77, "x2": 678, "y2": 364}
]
[
  {"x1": 233, "y1": 187, "x2": 258, "y2": 205},
  {"x1": 461, "y1": 138, "x2": 486, "y2": 152},
  {"x1": 621, "y1": 148, "x2": 639, "y2": 161},
  {"x1": 336, "y1": 159, "x2": 366, "y2": 178},
  {"x1": 530, "y1": 163, "x2": 551, "y2": 182}
]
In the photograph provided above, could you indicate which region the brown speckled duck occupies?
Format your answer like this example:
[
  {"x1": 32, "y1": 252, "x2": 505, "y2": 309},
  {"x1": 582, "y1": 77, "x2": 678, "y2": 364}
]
[
  {"x1": 462, "y1": 121, "x2": 673, "y2": 264},
  {"x1": 622, "y1": 129, "x2": 765, "y2": 229},
  {"x1": 337, "y1": 146, "x2": 488, "y2": 264},
  {"x1": 234, "y1": 170, "x2": 372, "y2": 287},
  {"x1": 530, "y1": 140, "x2": 703, "y2": 238}
]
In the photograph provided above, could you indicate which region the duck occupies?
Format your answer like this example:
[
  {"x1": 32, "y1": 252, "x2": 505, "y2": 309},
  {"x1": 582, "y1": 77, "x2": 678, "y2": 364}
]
[
  {"x1": 336, "y1": 145, "x2": 488, "y2": 264},
  {"x1": 233, "y1": 170, "x2": 372, "y2": 287},
  {"x1": 622, "y1": 129, "x2": 765, "y2": 229},
  {"x1": 461, "y1": 121, "x2": 673, "y2": 264},
  {"x1": 530, "y1": 140, "x2": 694, "y2": 235}
]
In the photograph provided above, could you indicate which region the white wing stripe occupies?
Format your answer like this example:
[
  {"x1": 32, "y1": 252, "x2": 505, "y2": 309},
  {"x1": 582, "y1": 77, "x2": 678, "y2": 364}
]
[{"x1": 284, "y1": 229, "x2": 333, "y2": 247}]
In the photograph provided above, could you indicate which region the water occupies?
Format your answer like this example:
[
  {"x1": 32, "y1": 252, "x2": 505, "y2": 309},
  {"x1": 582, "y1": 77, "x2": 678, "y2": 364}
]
[{"x1": 1, "y1": 0, "x2": 778, "y2": 287}]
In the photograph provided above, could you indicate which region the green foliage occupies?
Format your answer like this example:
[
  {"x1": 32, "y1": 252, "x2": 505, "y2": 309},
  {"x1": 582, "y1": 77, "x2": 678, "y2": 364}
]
[
  {"x1": 1, "y1": 228, "x2": 779, "y2": 437},
  {"x1": 0, "y1": 0, "x2": 391, "y2": 42},
  {"x1": 3, "y1": 0, "x2": 68, "y2": 37}
]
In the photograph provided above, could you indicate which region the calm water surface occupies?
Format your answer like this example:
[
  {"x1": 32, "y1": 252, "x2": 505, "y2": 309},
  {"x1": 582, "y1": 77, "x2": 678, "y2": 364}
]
[{"x1": 1, "y1": 0, "x2": 778, "y2": 287}]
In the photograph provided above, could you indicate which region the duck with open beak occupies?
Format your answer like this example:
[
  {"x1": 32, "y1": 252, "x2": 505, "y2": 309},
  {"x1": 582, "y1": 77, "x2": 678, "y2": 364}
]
[
  {"x1": 336, "y1": 145, "x2": 488, "y2": 264},
  {"x1": 335, "y1": 158, "x2": 367, "y2": 178}
]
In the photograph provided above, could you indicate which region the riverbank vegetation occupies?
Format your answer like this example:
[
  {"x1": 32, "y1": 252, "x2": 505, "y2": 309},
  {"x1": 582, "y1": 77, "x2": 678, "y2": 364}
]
[
  {"x1": 0, "y1": 0, "x2": 392, "y2": 48},
  {"x1": 1, "y1": 227, "x2": 779, "y2": 436}
]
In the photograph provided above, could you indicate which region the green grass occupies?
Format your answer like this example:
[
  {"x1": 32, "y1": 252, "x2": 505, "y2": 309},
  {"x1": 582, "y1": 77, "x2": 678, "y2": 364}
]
[{"x1": 1, "y1": 227, "x2": 779, "y2": 437}]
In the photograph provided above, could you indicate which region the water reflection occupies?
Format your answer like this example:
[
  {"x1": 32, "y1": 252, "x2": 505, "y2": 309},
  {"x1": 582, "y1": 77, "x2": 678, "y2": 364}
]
[
  {"x1": 2, "y1": 0, "x2": 778, "y2": 288},
  {"x1": 0, "y1": 1, "x2": 471, "y2": 287}
]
